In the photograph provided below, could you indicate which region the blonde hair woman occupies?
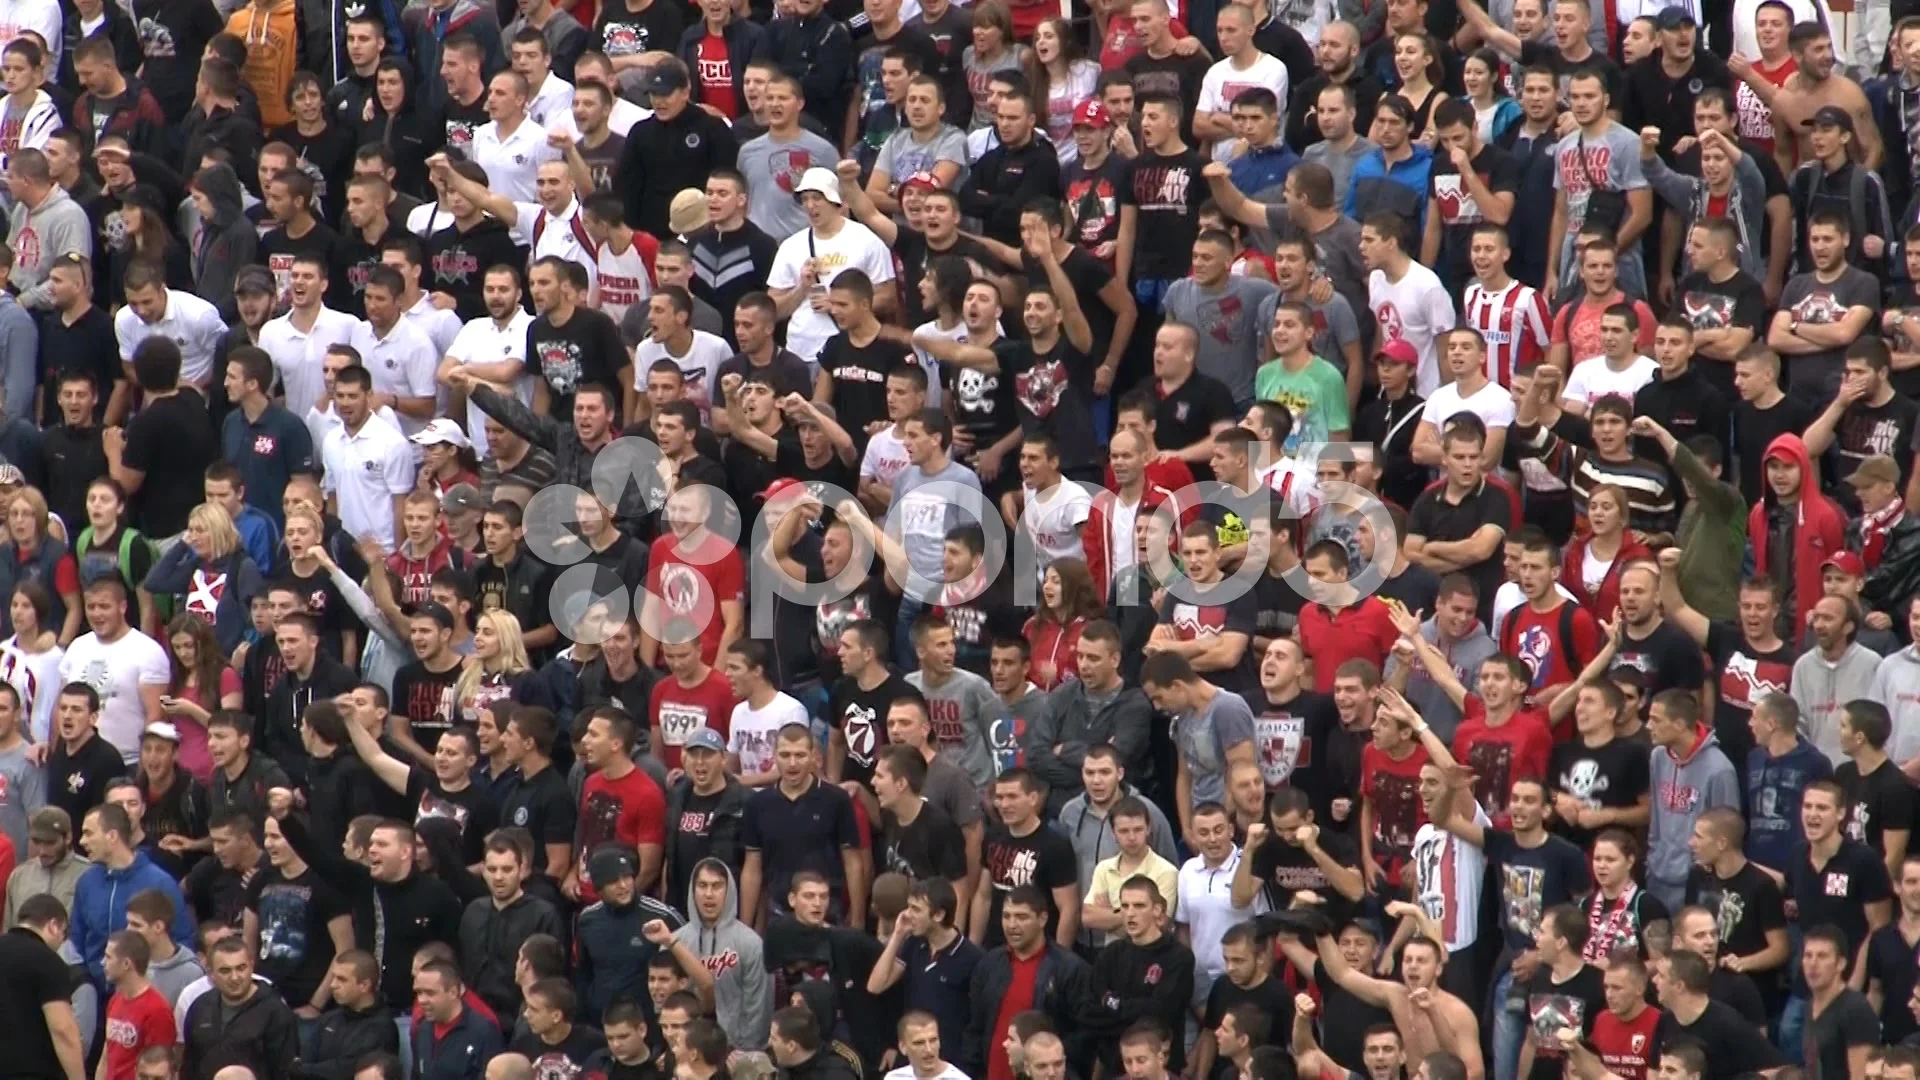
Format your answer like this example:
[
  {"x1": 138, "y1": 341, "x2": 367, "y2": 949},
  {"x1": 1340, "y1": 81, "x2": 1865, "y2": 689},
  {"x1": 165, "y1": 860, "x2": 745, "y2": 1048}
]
[
  {"x1": 0, "y1": 487, "x2": 80, "y2": 644},
  {"x1": 454, "y1": 609, "x2": 534, "y2": 724},
  {"x1": 142, "y1": 502, "x2": 265, "y2": 656},
  {"x1": 280, "y1": 506, "x2": 359, "y2": 667}
]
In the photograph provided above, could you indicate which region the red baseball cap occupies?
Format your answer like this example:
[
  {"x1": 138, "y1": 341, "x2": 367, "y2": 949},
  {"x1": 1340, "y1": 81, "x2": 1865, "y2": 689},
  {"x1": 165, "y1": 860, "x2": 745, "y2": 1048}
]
[
  {"x1": 900, "y1": 171, "x2": 941, "y2": 193},
  {"x1": 1376, "y1": 340, "x2": 1418, "y2": 366},
  {"x1": 1073, "y1": 99, "x2": 1113, "y2": 128},
  {"x1": 1822, "y1": 551, "x2": 1866, "y2": 577},
  {"x1": 759, "y1": 477, "x2": 806, "y2": 501}
]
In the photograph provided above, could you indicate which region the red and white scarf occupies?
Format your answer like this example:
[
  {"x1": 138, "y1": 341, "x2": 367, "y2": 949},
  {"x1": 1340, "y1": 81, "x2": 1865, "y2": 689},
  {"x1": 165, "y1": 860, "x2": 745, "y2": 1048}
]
[
  {"x1": 1584, "y1": 884, "x2": 1638, "y2": 964},
  {"x1": 1861, "y1": 499, "x2": 1905, "y2": 570}
]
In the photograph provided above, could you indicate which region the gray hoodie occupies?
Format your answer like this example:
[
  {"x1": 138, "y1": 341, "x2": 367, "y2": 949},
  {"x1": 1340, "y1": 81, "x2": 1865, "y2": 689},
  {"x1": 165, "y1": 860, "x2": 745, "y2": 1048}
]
[
  {"x1": 1871, "y1": 646, "x2": 1920, "y2": 765},
  {"x1": 147, "y1": 943, "x2": 206, "y2": 1008},
  {"x1": 672, "y1": 858, "x2": 772, "y2": 1050},
  {"x1": 1057, "y1": 784, "x2": 1179, "y2": 923},
  {"x1": 8, "y1": 186, "x2": 90, "y2": 310},
  {"x1": 906, "y1": 668, "x2": 1000, "y2": 792},
  {"x1": 1646, "y1": 726, "x2": 1740, "y2": 890},
  {"x1": 58, "y1": 938, "x2": 95, "y2": 1049},
  {"x1": 188, "y1": 164, "x2": 258, "y2": 322},
  {"x1": 1027, "y1": 678, "x2": 1153, "y2": 817},
  {"x1": 1793, "y1": 641, "x2": 1885, "y2": 764}
]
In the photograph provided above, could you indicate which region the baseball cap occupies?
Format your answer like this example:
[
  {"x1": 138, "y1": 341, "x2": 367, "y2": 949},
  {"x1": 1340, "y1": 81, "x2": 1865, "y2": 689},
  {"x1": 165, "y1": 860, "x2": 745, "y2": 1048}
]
[
  {"x1": 639, "y1": 64, "x2": 689, "y2": 95},
  {"x1": 143, "y1": 721, "x2": 182, "y2": 744},
  {"x1": 1806, "y1": 105, "x2": 1855, "y2": 132},
  {"x1": 410, "y1": 418, "x2": 471, "y2": 449},
  {"x1": 683, "y1": 728, "x2": 727, "y2": 754},
  {"x1": 899, "y1": 171, "x2": 941, "y2": 194},
  {"x1": 669, "y1": 188, "x2": 709, "y2": 235},
  {"x1": 1847, "y1": 454, "x2": 1900, "y2": 490},
  {"x1": 1653, "y1": 4, "x2": 1696, "y2": 29},
  {"x1": 1822, "y1": 551, "x2": 1867, "y2": 578},
  {"x1": 404, "y1": 600, "x2": 456, "y2": 629},
  {"x1": 1073, "y1": 99, "x2": 1113, "y2": 128},
  {"x1": 792, "y1": 167, "x2": 845, "y2": 206},
  {"x1": 1376, "y1": 340, "x2": 1418, "y2": 366},
  {"x1": 28, "y1": 807, "x2": 70, "y2": 843},
  {"x1": 760, "y1": 477, "x2": 805, "y2": 501},
  {"x1": 0, "y1": 463, "x2": 25, "y2": 488},
  {"x1": 234, "y1": 265, "x2": 277, "y2": 297},
  {"x1": 588, "y1": 846, "x2": 639, "y2": 887},
  {"x1": 441, "y1": 483, "x2": 485, "y2": 516}
]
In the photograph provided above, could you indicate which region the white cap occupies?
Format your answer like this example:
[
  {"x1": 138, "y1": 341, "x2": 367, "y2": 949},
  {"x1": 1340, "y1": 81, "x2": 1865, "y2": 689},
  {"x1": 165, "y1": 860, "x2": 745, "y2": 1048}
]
[
  {"x1": 792, "y1": 167, "x2": 844, "y2": 206},
  {"x1": 143, "y1": 721, "x2": 181, "y2": 744},
  {"x1": 409, "y1": 418, "x2": 471, "y2": 449}
]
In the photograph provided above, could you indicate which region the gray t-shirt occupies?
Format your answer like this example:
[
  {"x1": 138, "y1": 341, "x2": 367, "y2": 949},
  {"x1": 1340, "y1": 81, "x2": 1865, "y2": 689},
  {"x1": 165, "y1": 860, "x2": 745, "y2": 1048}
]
[
  {"x1": 1778, "y1": 265, "x2": 1882, "y2": 402},
  {"x1": 1300, "y1": 136, "x2": 1376, "y2": 209},
  {"x1": 1382, "y1": 620, "x2": 1499, "y2": 744},
  {"x1": 1261, "y1": 209, "x2": 1371, "y2": 342},
  {"x1": 1551, "y1": 122, "x2": 1648, "y2": 277},
  {"x1": 923, "y1": 755, "x2": 986, "y2": 829},
  {"x1": 1255, "y1": 288, "x2": 1362, "y2": 373},
  {"x1": 875, "y1": 124, "x2": 970, "y2": 188},
  {"x1": 0, "y1": 741, "x2": 44, "y2": 856},
  {"x1": 1175, "y1": 688, "x2": 1257, "y2": 805},
  {"x1": 907, "y1": 667, "x2": 1000, "y2": 791},
  {"x1": 962, "y1": 46, "x2": 1025, "y2": 132},
  {"x1": 889, "y1": 459, "x2": 986, "y2": 585},
  {"x1": 1162, "y1": 274, "x2": 1281, "y2": 406},
  {"x1": 738, "y1": 129, "x2": 845, "y2": 240}
]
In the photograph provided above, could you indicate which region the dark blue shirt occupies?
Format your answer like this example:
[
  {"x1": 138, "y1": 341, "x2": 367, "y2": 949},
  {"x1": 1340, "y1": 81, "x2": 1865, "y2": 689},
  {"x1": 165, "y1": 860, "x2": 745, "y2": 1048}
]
[
  {"x1": 899, "y1": 932, "x2": 982, "y2": 1063},
  {"x1": 221, "y1": 402, "x2": 315, "y2": 527},
  {"x1": 742, "y1": 777, "x2": 859, "y2": 909}
]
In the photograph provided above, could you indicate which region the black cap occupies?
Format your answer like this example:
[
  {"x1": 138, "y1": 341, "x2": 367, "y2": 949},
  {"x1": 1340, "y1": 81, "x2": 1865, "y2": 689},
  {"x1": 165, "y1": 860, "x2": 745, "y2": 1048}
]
[
  {"x1": 589, "y1": 846, "x2": 639, "y2": 888},
  {"x1": 640, "y1": 64, "x2": 689, "y2": 95},
  {"x1": 1653, "y1": 4, "x2": 1695, "y2": 29},
  {"x1": 403, "y1": 600, "x2": 456, "y2": 629},
  {"x1": 1804, "y1": 104, "x2": 1855, "y2": 132}
]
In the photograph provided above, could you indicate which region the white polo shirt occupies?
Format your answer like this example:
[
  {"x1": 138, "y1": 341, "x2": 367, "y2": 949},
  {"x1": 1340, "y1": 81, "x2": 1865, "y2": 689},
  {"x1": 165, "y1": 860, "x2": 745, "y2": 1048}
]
[
  {"x1": 347, "y1": 317, "x2": 441, "y2": 439},
  {"x1": 1176, "y1": 846, "x2": 1265, "y2": 985},
  {"x1": 321, "y1": 413, "x2": 416, "y2": 552},
  {"x1": 471, "y1": 115, "x2": 561, "y2": 205},
  {"x1": 527, "y1": 71, "x2": 575, "y2": 129},
  {"x1": 306, "y1": 401, "x2": 402, "y2": 454},
  {"x1": 446, "y1": 308, "x2": 536, "y2": 456},
  {"x1": 114, "y1": 289, "x2": 228, "y2": 388},
  {"x1": 513, "y1": 199, "x2": 598, "y2": 295},
  {"x1": 260, "y1": 305, "x2": 360, "y2": 418},
  {"x1": 403, "y1": 293, "x2": 464, "y2": 357}
]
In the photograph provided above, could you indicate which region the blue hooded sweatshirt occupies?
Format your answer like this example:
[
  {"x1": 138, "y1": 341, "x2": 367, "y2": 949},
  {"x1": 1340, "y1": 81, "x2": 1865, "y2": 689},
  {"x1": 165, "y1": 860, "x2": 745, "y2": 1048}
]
[
  {"x1": 71, "y1": 849, "x2": 195, "y2": 988},
  {"x1": 1744, "y1": 737, "x2": 1833, "y2": 872}
]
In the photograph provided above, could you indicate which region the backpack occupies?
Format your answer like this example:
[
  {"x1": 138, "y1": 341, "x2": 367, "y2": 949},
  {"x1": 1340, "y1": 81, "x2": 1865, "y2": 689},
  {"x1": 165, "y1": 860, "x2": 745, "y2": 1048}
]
[
  {"x1": 1499, "y1": 598, "x2": 1592, "y2": 686},
  {"x1": 76, "y1": 524, "x2": 167, "y2": 622}
]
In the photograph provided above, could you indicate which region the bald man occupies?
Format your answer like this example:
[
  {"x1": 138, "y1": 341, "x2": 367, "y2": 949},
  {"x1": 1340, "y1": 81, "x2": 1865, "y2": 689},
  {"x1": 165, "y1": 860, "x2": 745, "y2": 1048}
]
[{"x1": 486, "y1": 1055, "x2": 534, "y2": 1080}]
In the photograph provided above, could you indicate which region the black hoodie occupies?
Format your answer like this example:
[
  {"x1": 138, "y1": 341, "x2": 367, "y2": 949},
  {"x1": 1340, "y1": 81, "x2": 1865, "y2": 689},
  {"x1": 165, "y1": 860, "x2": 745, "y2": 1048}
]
[
  {"x1": 182, "y1": 984, "x2": 302, "y2": 1080},
  {"x1": 427, "y1": 215, "x2": 524, "y2": 321},
  {"x1": 297, "y1": 1001, "x2": 400, "y2": 1080},
  {"x1": 763, "y1": 934, "x2": 890, "y2": 1070},
  {"x1": 1082, "y1": 931, "x2": 1196, "y2": 1074},
  {"x1": 358, "y1": 57, "x2": 435, "y2": 198},
  {"x1": 132, "y1": 0, "x2": 225, "y2": 122}
]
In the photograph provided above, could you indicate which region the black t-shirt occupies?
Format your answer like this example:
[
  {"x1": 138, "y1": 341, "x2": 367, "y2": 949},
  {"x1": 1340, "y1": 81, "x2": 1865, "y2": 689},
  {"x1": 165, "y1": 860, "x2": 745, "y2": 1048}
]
[
  {"x1": 0, "y1": 926, "x2": 83, "y2": 1078},
  {"x1": 998, "y1": 338, "x2": 1098, "y2": 474},
  {"x1": 1549, "y1": 736, "x2": 1650, "y2": 851},
  {"x1": 1124, "y1": 52, "x2": 1210, "y2": 141},
  {"x1": 1734, "y1": 395, "x2": 1820, "y2": 505},
  {"x1": 596, "y1": 0, "x2": 682, "y2": 56},
  {"x1": 38, "y1": 306, "x2": 120, "y2": 425},
  {"x1": 48, "y1": 733, "x2": 125, "y2": 823},
  {"x1": 1247, "y1": 827, "x2": 1358, "y2": 914},
  {"x1": 1201, "y1": 975, "x2": 1296, "y2": 1080},
  {"x1": 1675, "y1": 268, "x2": 1767, "y2": 400},
  {"x1": 1430, "y1": 143, "x2": 1521, "y2": 287},
  {"x1": 407, "y1": 768, "x2": 500, "y2": 867},
  {"x1": 122, "y1": 388, "x2": 218, "y2": 537},
  {"x1": 1156, "y1": 579, "x2": 1260, "y2": 699},
  {"x1": 1313, "y1": 961, "x2": 1394, "y2": 1072},
  {"x1": 279, "y1": 562, "x2": 358, "y2": 660},
  {"x1": 947, "y1": 345, "x2": 1021, "y2": 477},
  {"x1": 1252, "y1": 567, "x2": 1307, "y2": 641},
  {"x1": 427, "y1": 220, "x2": 525, "y2": 323},
  {"x1": 1610, "y1": 621, "x2": 1707, "y2": 715},
  {"x1": 1251, "y1": 689, "x2": 1337, "y2": 800},
  {"x1": 1834, "y1": 758, "x2": 1916, "y2": 859},
  {"x1": 896, "y1": 229, "x2": 995, "y2": 327},
  {"x1": 724, "y1": 424, "x2": 803, "y2": 516},
  {"x1": 1684, "y1": 858, "x2": 1786, "y2": 965},
  {"x1": 1806, "y1": 989, "x2": 1880, "y2": 1080},
  {"x1": 1485, "y1": 830, "x2": 1591, "y2": 952},
  {"x1": 1061, "y1": 157, "x2": 1128, "y2": 279},
  {"x1": 981, "y1": 819, "x2": 1078, "y2": 947},
  {"x1": 880, "y1": 800, "x2": 968, "y2": 882},
  {"x1": 812, "y1": 577, "x2": 895, "y2": 685},
  {"x1": 1865, "y1": 922, "x2": 1920, "y2": 1042},
  {"x1": 1153, "y1": 372, "x2": 1236, "y2": 479},
  {"x1": 513, "y1": 1023, "x2": 611, "y2": 1080},
  {"x1": 246, "y1": 864, "x2": 347, "y2": 1005},
  {"x1": 331, "y1": 221, "x2": 407, "y2": 319},
  {"x1": 1832, "y1": 395, "x2": 1920, "y2": 492},
  {"x1": 1120, "y1": 147, "x2": 1209, "y2": 280},
  {"x1": 669, "y1": 785, "x2": 730, "y2": 902},
  {"x1": 390, "y1": 660, "x2": 461, "y2": 754},
  {"x1": 1525, "y1": 963, "x2": 1605, "y2": 1080},
  {"x1": 829, "y1": 672, "x2": 915, "y2": 787},
  {"x1": 440, "y1": 92, "x2": 489, "y2": 156},
  {"x1": 500, "y1": 764, "x2": 579, "y2": 876},
  {"x1": 530, "y1": 307, "x2": 626, "y2": 417},
  {"x1": 1518, "y1": 41, "x2": 1625, "y2": 105},
  {"x1": 1022, "y1": 248, "x2": 1120, "y2": 382},
  {"x1": 1407, "y1": 479, "x2": 1510, "y2": 616},
  {"x1": 258, "y1": 222, "x2": 343, "y2": 309},
  {"x1": 1702, "y1": 621, "x2": 1794, "y2": 768},
  {"x1": 820, "y1": 331, "x2": 914, "y2": 442},
  {"x1": 1655, "y1": 1000, "x2": 1785, "y2": 1080},
  {"x1": 1789, "y1": 840, "x2": 1893, "y2": 959}
]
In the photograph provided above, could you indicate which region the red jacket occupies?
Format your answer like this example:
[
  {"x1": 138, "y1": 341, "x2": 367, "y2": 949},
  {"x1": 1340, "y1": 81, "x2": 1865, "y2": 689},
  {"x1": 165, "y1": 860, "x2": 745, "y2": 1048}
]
[
  {"x1": 1082, "y1": 477, "x2": 1196, "y2": 600},
  {"x1": 1559, "y1": 533, "x2": 1651, "y2": 619},
  {"x1": 1749, "y1": 433, "x2": 1845, "y2": 630}
]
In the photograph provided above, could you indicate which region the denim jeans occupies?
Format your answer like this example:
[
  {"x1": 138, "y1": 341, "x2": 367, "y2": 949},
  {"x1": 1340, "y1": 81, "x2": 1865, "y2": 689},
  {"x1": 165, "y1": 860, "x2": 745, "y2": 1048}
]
[
  {"x1": 1489, "y1": 966, "x2": 1528, "y2": 1080},
  {"x1": 894, "y1": 597, "x2": 927, "y2": 671}
]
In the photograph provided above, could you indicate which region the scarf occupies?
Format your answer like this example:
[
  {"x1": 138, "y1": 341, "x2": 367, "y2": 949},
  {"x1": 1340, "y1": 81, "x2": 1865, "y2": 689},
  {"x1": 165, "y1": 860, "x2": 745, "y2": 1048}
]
[
  {"x1": 1862, "y1": 498, "x2": 1906, "y2": 569},
  {"x1": 1584, "y1": 884, "x2": 1638, "y2": 963},
  {"x1": 1900, "y1": 73, "x2": 1920, "y2": 166}
]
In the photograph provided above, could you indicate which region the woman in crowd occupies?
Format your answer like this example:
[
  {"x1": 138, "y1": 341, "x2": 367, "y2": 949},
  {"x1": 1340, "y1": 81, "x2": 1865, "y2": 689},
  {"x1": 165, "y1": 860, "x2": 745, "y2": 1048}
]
[
  {"x1": 1461, "y1": 48, "x2": 1517, "y2": 143},
  {"x1": 453, "y1": 609, "x2": 534, "y2": 725},
  {"x1": 143, "y1": 503, "x2": 265, "y2": 656},
  {"x1": 1024, "y1": 557, "x2": 1102, "y2": 690},
  {"x1": 0, "y1": 582, "x2": 64, "y2": 743},
  {"x1": 72, "y1": 478, "x2": 157, "y2": 633},
  {"x1": 1561, "y1": 485, "x2": 1648, "y2": 619},
  {"x1": 0, "y1": 488, "x2": 78, "y2": 646},
  {"x1": 161, "y1": 614, "x2": 241, "y2": 783},
  {"x1": 1030, "y1": 17, "x2": 1100, "y2": 164}
]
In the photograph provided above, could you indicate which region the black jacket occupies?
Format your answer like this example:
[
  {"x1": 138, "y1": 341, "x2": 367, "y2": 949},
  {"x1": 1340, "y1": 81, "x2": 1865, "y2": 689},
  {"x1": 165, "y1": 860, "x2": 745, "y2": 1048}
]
[
  {"x1": 577, "y1": 894, "x2": 687, "y2": 1021},
  {"x1": 302, "y1": 749, "x2": 383, "y2": 854},
  {"x1": 676, "y1": 18, "x2": 768, "y2": 110},
  {"x1": 281, "y1": 813, "x2": 463, "y2": 1009},
  {"x1": 263, "y1": 653, "x2": 360, "y2": 787},
  {"x1": 181, "y1": 103, "x2": 262, "y2": 192},
  {"x1": 783, "y1": 1049, "x2": 863, "y2": 1080},
  {"x1": 617, "y1": 106, "x2": 740, "y2": 240},
  {"x1": 763, "y1": 13, "x2": 854, "y2": 130},
  {"x1": 297, "y1": 1002, "x2": 400, "y2": 1080},
  {"x1": 458, "y1": 892, "x2": 566, "y2": 1018},
  {"x1": 662, "y1": 776, "x2": 749, "y2": 893},
  {"x1": 1082, "y1": 933, "x2": 1196, "y2": 1074},
  {"x1": 966, "y1": 943, "x2": 1090, "y2": 1072},
  {"x1": 960, "y1": 137, "x2": 1061, "y2": 246},
  {"x1": 182, "y1": 985, "x2": 301, "y2": 1080}
]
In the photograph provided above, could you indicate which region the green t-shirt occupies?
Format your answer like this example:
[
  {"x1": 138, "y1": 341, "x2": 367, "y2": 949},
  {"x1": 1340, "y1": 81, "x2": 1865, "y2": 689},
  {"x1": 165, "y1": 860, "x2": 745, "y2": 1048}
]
[{"x1": 1254, "y1": 356, "x2": 1352, "y2": 450}]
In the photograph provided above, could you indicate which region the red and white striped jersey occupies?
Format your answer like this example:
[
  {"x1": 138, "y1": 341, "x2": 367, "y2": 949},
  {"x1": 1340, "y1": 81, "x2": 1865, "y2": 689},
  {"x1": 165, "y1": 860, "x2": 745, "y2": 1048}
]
[{"x1": 1463, "y1": 279, "x2": 1550, "y2": 387}]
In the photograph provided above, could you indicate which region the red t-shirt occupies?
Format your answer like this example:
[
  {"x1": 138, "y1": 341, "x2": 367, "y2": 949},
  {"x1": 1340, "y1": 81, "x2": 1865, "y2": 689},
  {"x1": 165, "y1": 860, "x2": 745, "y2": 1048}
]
[
  {"x1": 650, "y1": 669, "x2": 739, "y2": 770},
  {"x1": 1297, "y1": 598, "x2": 1400, "y2": 692},
  {"x1": 1590, "y1": 1005, "x2": 1662, "y2": 1080},
  {"x1": 695, "y1": 33, "x2": 738, "y2": 117},
  {"x1": 1359, "y1": 743, "x2": 1430, "y2": 886},
  {"x1": 576, "y1": 766, "x2": 668, "y2": 903},
  {"x1": 1451, "y1": 699, "x2": 1554, "y2": 819},
  {"x1": 988, "y1": 951, "x2": 1045, "y2": 1080},
  {"x1": 1500, "y1": 598, "x2": 1602, "y2": 732},
  {"x1": 1705, "y1": 194, "x2": 1729, "y2": 220},
  {"x1": 105, "y1": 985, "x2": 176, "y2": 1080},
  {"x1": 645, "y1": 532, "x2": 746, "y2": 666},
  {"x1": 1549, "y1": 293, "x2": 1657, "y2": 363}
]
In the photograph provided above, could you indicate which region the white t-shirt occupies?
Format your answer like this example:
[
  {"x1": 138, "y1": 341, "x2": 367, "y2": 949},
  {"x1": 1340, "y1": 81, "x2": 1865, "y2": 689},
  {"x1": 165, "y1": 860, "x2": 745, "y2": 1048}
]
[
  {"x1": 114, "y1": 290, "x2": 226, "y2": 388},
  {"x1": 1199, "y1": 54, "x2": 1291, "y2": 163},
  {"x1": 471, "y1": 117, "x2": 561, "y2": 204},
  {"x1": 1410, "y1": 804, "x2": 1489, "y2": 951},
  {"x1": 59, "y1": 627, "x2": 168, "y2": 761},
  {"x1": 348, "y1": 318, "x2": 441, "y2": 438},
  {"x1": 1369, "y1": 261, "x2": 1456, "y2": 397},
  {"x1": 884, "y1": 1066, "x2": 970, "y2": 1080},
  {"x1": 728, "y1": 691, "x2": 810, "y2": 778},
  {"x1": 321, "y1": 416, "x2": 415, "y2": 552},
  {"x1": 1491, "y1": 580, "x2": 1582, "y2": 644},
  {"x1": 513, "y1": 200, "x2": 598, "y2": 293},
  {"x1": 1423, "y1": 378, "x2": 1516, "y2": 436},
  {"x1": 446, "y1": 310, "x2": 535, "y2": 457},
  {"x1": 1562, "y1": 354, "x2": 1658, "y2": 410},
  {"x1": 767, "y1": 220, "x2": 896, "y2": 362},
  {"x1": 1106, "y1": 495, "x2": 1141, "y2": 583},
  {"x1": 1581, "y1": 546, "x2": 1611, "y2": 593},
  {"x1": 404, "y1": 295, "x2": 463, "y2": 358},
  {"x1": 0, "y1": 636, "x2": 62, "y2": 744},
  {"x1": 1022, "y1": 480, "x2": 1092, "y2": 572},
  {"x1": 595, "y1": 236, "x2": 653, "y2": 328},
  {"x1": 260, "y1": 306, "x2": 360, "y2": 419},
  {"x1": 1176, "y1": 846, "x2": 1265, "y2": 980},
  {"x1": 861, "y1": 426, "x2": 913, "y2": 489},
  {"x1": 912, "y1": 318, "x2": 967, "y2": 410},
  {"x1": 634, "y1": 330, "x2": 733, "y2": 425}
]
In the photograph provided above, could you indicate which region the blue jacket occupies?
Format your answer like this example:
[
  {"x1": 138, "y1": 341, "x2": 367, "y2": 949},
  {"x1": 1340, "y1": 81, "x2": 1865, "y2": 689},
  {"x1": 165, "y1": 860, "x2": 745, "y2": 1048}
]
[
  {"x1": 1229, "y1": 141, "x2": 1301, "y2": 205},
  {"x1": 1344, "y1": 144, "x2": 1434, "y2": 238},
  {"x1": 142, "y1": 544, "x2": 264, "y2": 655},
  {"x1": 72, "y1": 850, "x2": 195, "y2": 987},
  {"x1": 411, "y1": 1003, "x2": 502, "y2": 1080},
  {"x1": 233, "y1": 505, "x2": 278, "y2": 572}
]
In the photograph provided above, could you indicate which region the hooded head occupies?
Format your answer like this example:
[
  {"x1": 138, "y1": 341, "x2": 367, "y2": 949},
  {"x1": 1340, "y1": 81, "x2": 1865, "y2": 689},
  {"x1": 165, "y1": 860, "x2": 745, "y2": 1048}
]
[
  {"x1": 1763, "y1": 433, "x2": 1815, "y2": 506},
  {"x1": 191, "y1": 163, "x2": 246, "y2": 229},
  {"x1": 685, "y1": 856, "x2": 742, "y2": 928}
]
